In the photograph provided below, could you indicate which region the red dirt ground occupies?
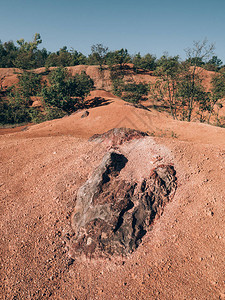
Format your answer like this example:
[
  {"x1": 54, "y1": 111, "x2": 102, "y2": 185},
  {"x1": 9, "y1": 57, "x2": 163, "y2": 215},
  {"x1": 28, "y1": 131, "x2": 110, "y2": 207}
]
[{"x1": 0, "y1": 69, "x2": 225, "y2": 299}]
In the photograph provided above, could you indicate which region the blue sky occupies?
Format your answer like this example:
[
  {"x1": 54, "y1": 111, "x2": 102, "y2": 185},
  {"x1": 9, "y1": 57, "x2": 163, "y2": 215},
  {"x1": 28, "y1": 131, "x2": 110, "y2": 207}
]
[{"x1": 1, "y1": 0, "x2": 225, "y2": 62}]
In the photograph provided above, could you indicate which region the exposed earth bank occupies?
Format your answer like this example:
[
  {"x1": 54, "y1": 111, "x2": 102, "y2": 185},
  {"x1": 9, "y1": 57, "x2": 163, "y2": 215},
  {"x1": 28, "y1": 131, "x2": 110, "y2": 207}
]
[{"x1": 0, "y1": 91, "x2": 225, "y2": 299}]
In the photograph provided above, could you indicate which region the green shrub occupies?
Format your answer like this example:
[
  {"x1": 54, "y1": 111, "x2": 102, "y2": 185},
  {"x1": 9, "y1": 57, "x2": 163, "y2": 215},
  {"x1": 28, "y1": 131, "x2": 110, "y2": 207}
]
[
  {"x1": 133, "y1": 53, "x2": 157, "y2": 72},
  {"x1": 44, "y1": 107, "x2": 67, "y2": 120},
  {"x1": 28, "y1": 107, "x2": 67, "y2": 123},
  {"x1": 0, "y1": 98, "x2": 31, "y2": 124},
  {"x1": 28, "y1": 107, "x2": 45, "y2": 123},
  {"x1": 122, "y1": 82, "x2": 149, "y2": 103},
  {"x1": 42, "y1": 67, "x2": 94, "y2": 113},
  {"x1": 17, "y1": 71, "x2": 42, "y2": 98}
]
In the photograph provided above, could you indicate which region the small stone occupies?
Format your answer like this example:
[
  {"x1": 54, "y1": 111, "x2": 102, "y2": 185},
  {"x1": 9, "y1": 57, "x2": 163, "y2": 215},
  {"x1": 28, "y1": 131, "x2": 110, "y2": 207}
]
[
  {"x1": 68, "y1": 258, "x2": 75, "y2": 266},
  {"x1": 81, "y1": 111, "x2": 89, "y2": 118},
  {"x1": 86, "y1": 237, "x2": 92, "y2": 245}
]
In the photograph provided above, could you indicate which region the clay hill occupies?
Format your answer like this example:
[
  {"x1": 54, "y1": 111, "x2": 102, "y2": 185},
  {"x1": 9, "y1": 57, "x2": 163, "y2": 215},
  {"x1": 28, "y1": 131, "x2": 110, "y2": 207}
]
[
  {"x1": 0, "y1": 65, "x2": 156, "y2": 92},
  {"x1": 0, "y1": 67, "x2": 225, "y2": 299}
]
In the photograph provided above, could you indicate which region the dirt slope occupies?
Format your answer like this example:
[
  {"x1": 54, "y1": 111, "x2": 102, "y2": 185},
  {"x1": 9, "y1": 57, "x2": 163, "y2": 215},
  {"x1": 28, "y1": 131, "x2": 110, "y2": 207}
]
[
  {"x1": 0, "y1": 91, "x2": 225, "y2": 299},
  {"x1": 0, "y1": 68, "x2": 20, "y2": 89},
  {"x1": 0, "y1": 65, "x2": 214, "y2": 91},
  {"x1": 0, "y1": 65, "x2": 157, "y2": 92},
  {"x1": 4, "y1": 90, "x2": 224, "y2": 146}
]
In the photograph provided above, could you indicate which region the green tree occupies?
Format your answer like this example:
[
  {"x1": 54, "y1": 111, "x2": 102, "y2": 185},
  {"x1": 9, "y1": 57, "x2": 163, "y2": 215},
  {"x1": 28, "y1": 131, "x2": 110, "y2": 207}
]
[
  {"x1": 184, "y1": 39, "x2": 215, "y2": 121},
  {"x1": 34, "y1": 48, "x2": 49, "y2": 68},
  {"x1": 207, "y1": 72, "x2": 225, "y2": 123},
  {"x1": 0, "y1": 40, "x2": 18, "y2": 68},
  {"x1": 186, "y1": 56, "x2": 205, "y2": 67},
  {"x1": 0, "y1": 90, "x2": 31, "y2": 124},
  {"x1": 114, "y1": 48, "x2": 131, "y2": 69},
  {"x1": 133, "y1": 53, "x2": 157, "y2": 72},
  {"x1": 89, "y1": 44, "x2": 108, "y2": 70},
  {"x1": 176, "y1": 72, "x2": 209, "y2": 121},
  {"x1": 71, "y1": 49, "x2": 87, "y2": 65},
  {"x1": 205, "y1": 56, "x2": 223, "y2": 71},
  {"x1": 42, "y1": 67, "x2": 94, "y2": 113},
  {"x1": 150, "y1": 55, "x2": 182, "y2": 119},
  {"x1": 122, "y1": 82, "x2": 149, "y2": 103},
  {"x1": 149, "y1": 41, "x2": 215, "y2": 122},
  {"x1": 45, "y1": 47, "x2": 87, "y2": 67},
  {"x1": 17, "y1": 71, "x2": 42, "y2": 99},
  {"x1": 106, "y1": 49, "x2": 131, "y2": 69},
  {"x1": 14, "y1": 33, "x2": 42, "y2": 69}
]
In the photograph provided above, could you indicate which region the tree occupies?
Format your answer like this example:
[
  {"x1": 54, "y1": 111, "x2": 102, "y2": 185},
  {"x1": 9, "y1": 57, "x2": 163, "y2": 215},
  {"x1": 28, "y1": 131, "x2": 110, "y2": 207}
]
[
  {"x1": 34, "y1": 48, "x2": 49, "y2": 68},
  {"x1": 89, "y1": 44, "x2": 108, "y2": 70},
  {"x1": 205, "y1": 56, "x2": 223, "y2": 71},
  {"x1": 207, "y1": 72, "x2": 225, "y2": 123},
  {"x1": 70, "y1": 49, "x2": 87, "y2": 65},
  {"x1": 105, "y1": 49, "x2": 131, "y2": 69},
  {"x1": 176, "y1": 71, "x2": 209, "y2": 121},
  {"x1": 114, "y1": 48, "x2": 131, "y2": 69},
  {"x1": 184, "y1": 39, "x2": 215, "y2": 121},
  {"x1": 45, "y1": 47, "x2": 87, "y2": 67},
  {"x1": 186, "y1": 56, "x2": 205, "y2": 67},
  {"x1": 42, "y1": 67, "x2": 94, "y2": 113},
  {"x1": 17, "y1": 71, "x2": 42, "y2": 99},
  {"x1": 0, "y1": 95, "x2": 31, "y2": 124},
  {"x1": 149, "y1": 40, "x2": 215, "y2": 122},
  {"x1": 0, "y1": 40, "x2": 18, "y2": 68},
  {"x1": 14, "y1": 33, "x2": 42, "y2": 69},
  {"x1": 0, "y1": 69, "x2": 43, "y2": 124},
  {"x1": 133, "y1": 53, "x2": 157, "y2": 72},
  {"x1": 150, "y1": 55, "x2": 182, "y2": 119},
  {"x1": 122, "y1": 82, "x2": 149, "y2": 103},
  {"x1": 16, "y1": 33, "x2": 42, "y2": 52}
]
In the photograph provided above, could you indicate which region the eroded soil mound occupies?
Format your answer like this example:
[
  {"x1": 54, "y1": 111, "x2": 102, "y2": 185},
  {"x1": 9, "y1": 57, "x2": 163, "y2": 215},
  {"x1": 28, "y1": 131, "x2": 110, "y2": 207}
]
[{"x1": 70, "y1": 151, "x2": 177, "y2": 257}]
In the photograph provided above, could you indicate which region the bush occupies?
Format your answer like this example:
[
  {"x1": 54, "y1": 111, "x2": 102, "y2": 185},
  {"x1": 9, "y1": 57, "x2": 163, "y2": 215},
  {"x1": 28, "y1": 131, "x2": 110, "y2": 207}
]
[
  {"x1": 0, "y1": 98, "x2": 31, "y2": 124},
  {"x1": 17, "y1": 71, "x2": 42, "y2": 98},
  {"x1": 0, "y1": 86, "x2": 44, "y2": 125},
  {"x1": 28, "y1": 107, "x2": 67, "y2": 124},
  {"x1": 122, "y1": 82, "x2": 149, "y2": 103},
  {"x1": 112, "y1": 78, "x2": 149, "y2": 103},
  {"x1": 133, "y1": 53, "x2": 157, "y2": 72},
  {"x1": 42, "y1": 67, "x2": 94, "y2": 113},
  {"x1": 112, "y1": 77, "x2": 124, "y2": 97},
  {"x1": 44, "y1": 107, "x2": 67, "y2": 120}
]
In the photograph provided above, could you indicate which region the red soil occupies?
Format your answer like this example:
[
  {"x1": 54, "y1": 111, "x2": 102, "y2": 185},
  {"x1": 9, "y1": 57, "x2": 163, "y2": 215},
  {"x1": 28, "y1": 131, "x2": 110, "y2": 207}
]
[
  {"x1": 0, "y1": 68, "x2": 225, "y2": 299},
  {"x1": 0, "y1": 65, "x2": 158, "y2": 92}
]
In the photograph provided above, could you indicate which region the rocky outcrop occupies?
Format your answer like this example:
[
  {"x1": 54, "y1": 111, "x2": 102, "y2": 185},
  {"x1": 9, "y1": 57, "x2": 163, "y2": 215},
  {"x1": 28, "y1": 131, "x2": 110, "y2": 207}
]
[
  {"x1": 70, "y1": 151, "x2": 177, "y2": 257},
  {"x1": 89, "y1": 128, "x2": 148, "y2": 147}
]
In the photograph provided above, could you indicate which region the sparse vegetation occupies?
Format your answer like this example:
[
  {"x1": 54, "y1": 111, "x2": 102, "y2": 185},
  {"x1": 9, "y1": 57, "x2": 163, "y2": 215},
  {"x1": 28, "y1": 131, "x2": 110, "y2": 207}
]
[
  {"x1": 149, "y1": 40, "x2": 225, "y2": 123},
  {"x1": 89, "y1": 44, "x2": 108, "y2": 71},
  {"x1": 0, "y1": 66, "x2": 94, "y2": 125},
  {"x1": 133, "y1": 53, "x2": 157, "y2": 72},
  {"x1": 122, "y1": 82, "x2": 149, "y2": 103},
  {"x1": 0, "y1": 35, "x2": 224, "y2": 126},
  {"x1": 0, "y1": 96, "x2": 31, "y2": 124},
  {"x1": 0, "y1": 71, "x2": 42, "y2": 125}
]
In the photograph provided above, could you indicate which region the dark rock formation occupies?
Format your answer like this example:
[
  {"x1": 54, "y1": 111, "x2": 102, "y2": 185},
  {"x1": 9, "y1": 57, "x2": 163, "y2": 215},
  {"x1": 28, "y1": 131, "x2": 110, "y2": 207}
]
[
  {"x1": 70, "y1": 151, "x2": 177, "y2": 257},
  {"x1": 89, "y1": 128, "x2": 148, "y2": 146},
  {"x1": 81, "y1": 110, "x2": 89, "y2": 118}
]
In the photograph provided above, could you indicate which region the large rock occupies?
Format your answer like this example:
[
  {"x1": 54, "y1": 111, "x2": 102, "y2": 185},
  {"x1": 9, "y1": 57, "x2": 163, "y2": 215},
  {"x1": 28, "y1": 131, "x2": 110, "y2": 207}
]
[
  {"x1": 89, "y1": 128, "x2": 148, "y2": 147},
  {"x1": 70, "y1": 151, "x2": 177, "y2": 257}
]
